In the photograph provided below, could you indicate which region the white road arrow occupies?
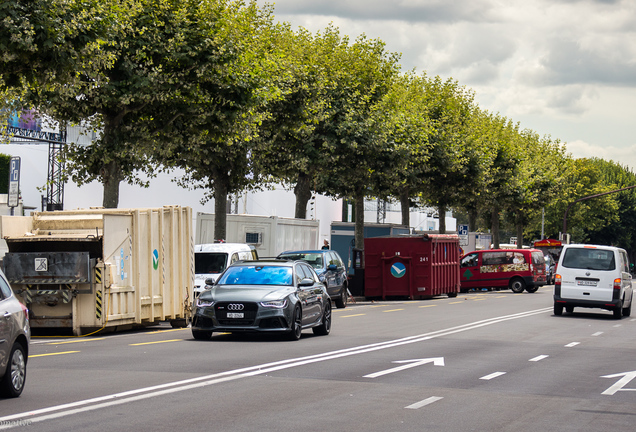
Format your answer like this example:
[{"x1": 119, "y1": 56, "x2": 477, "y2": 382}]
[
  {"x1": 601, "y1": 370, "x2": 636, "y2": 395},
  {"x1": 364, "y1": 357, "x2": 445, "y2": 378}
]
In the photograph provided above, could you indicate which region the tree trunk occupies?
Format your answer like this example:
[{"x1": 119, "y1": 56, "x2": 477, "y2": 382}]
[
  {"x1": 214, "y1": 174, "x2": 229, "y2": 242},
  {"x1": 516, "y1": 219, "x2": 524, "y2": 248},
  {"x1": 468, "y1": 207, "x2": 478, "y2": 233},
  {"x1": 294, "y1": 172, "x2": 312, "y2": 219},
  {"x1": 438, "y1": 203, "x2": 446, "y2": 234},
  {"x1": 354, "y1": 191, "x2": 365, "y2": 252},
  {"x1": 102, "y1": 160, "x2": 122, "y2": 208},
  {"x1": 400, "y1": 187, "x2": 410, "y2": 227},
  {"x1": 491, "y1": 206, "x2": 500, "y2": 249}
]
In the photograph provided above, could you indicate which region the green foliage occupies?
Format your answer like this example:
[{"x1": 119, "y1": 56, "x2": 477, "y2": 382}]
[{"x1": 0, "y1": 153, "x2": 10, "y2": 193}]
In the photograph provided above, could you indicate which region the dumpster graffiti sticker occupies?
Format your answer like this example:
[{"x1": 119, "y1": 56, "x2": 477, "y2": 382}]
[
  {"x1": 152, "y1": 249, "x2": 159, "y2": 270},
  {"x1": 391, "y1": 262, "x2": 406, "y2": 278}
]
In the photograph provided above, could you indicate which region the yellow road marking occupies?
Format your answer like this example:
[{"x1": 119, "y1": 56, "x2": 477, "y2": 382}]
[
  {"x1": 472, "y1": 298, "x2": 486, "y2": 301},
  {"x1": 129, "y1": 339, "x2": 183, "y2": 346},
  {"x1": 419, "y1": 304, "x2": 438, "y2": 308},
  {"x1": 371, "y1": 305, "x2": 388, "y2": 308},
  {"x1": 495, "y1": 296, "x2": 507, "y2": 298},
  {"x1": 30, "y1": 351, "x2": 80, "y2": 358},
  {"x1": 341, "y1": 313, "x2": 366, "y2": 318},
  {"x1": 147, "y1": 328, "x2": 186, "y2": 334},
  {"x1": 449, "y1": 301, "x2": 463, "y2": 304},
  {"x1": 46, "y1": 338, "x2": 105, "y2": 345},
  {"x1": 383, "y1": 309, "x2": 404, "y2": 312}
]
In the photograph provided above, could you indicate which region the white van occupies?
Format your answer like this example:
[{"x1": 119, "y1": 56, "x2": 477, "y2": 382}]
[
  {"x1": 194, "y1": 243, "x2": 258, "y2": 297},
  {"x1": 554, "y1": 244, "x2": 633, "y2": 319}
]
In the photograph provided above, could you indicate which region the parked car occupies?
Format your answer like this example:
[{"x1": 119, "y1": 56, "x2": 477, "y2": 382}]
[
  {"x1": 459, "y1": 248, "x2": 547, "y2": 293},
  {"x1": 554, "y1": 244, "x2": 633, "y2": 319},
  {"x1": 193, "y1": 243, "x2": 258, "y2": 298},
  {"x1": 0, "y1": 269, "x2": 30, "y2": 398},
  {"x1": 544, "y1": 254, "x2": 556, "y2": 284},
  {"x1": 191, "y1": 259, "x2": 331, "y2": 341},
  {"x1": 277, "y1": 250, "x2": 349, "y2": 308}
]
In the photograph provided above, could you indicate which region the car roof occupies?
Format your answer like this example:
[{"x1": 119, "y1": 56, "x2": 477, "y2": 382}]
[{"x1": 232, "y1": 259, "x2": 298, "y2": 267}]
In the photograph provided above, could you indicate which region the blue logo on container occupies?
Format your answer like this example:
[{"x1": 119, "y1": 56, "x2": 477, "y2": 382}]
[{"x1": 391, "y1": 262, "x2": 406, "y2": 278}]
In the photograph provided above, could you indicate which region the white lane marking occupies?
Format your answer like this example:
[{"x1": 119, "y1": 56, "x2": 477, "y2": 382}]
[
  {"x1": 529, "y1": 355, "x2": 549, "y2": 362},
  {"x1": 405, "y1": 396, "x2": 444, "y2": 410},
  {"x1": 592, "y1": 332, "x2": 604, "y2": 336},
  {"x1": 480, "y1": 372, "x2": 507, "y2": 380},
  {"x1": 565, "y1": 342, "x2": 580, "y2": 348},
  {"x1": 0, "y1": 307, "x2": 551, "y2": 428},
  {"x1": 601, "y1": 371, "x2": 636, "y2": 395},
  {"x1": 613, "y1": 324, "x2": 622, "y2": 328},
  {"x1": 364, "y1": 358, "x2": 445, "y2": 379}
]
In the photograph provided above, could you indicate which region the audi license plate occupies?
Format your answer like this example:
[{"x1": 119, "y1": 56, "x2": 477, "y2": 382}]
[
  {"x1": 227, "y1": 312, "x2": 244, "y2": 319},
  {"x1": 577, "y1": 280, "x2": 597, "y2": 287}
]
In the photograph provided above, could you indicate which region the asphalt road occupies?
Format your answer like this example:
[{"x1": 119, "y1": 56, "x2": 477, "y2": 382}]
[{"x1": 2, "y1": 287, "x2": 635, "y2": 431}]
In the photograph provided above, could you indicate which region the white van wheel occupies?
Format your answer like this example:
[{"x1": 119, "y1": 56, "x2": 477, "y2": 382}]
[{"x1": 623, "y1": 301, "x2": 632, "y2": 317}]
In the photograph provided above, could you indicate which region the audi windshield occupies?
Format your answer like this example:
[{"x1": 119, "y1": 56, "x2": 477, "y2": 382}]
[{"x1": 217, "y1": 265, "x2": 293, "y2": 286}]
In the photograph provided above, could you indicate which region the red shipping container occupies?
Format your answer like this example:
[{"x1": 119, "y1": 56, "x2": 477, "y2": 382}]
[{"x1": 364, "y1": 234, "x2": 461, "y2": 299}]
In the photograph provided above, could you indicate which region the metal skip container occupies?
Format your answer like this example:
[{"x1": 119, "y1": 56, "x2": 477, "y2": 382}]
[
  {"x1": 1, "y1": 206, "x2": 194, "y2": 335},
  {"x1": 364, "y1": 234, "x2": 461, "y2": 299}
]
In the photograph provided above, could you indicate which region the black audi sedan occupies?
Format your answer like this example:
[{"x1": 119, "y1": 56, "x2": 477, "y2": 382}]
[{"x1": 191, "y1": 260, "x2": 331, "y2": 341}]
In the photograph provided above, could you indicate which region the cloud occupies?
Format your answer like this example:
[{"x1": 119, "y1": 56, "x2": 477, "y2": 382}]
[
  {"x1": 263, "y1": 0, "x2": 500, "y2": 24},
  {"x1": 566, "y1": 139, "x2": 636, "y2": 169}
]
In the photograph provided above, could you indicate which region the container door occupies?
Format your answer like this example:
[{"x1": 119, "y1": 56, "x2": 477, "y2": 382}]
[{"x1": 382, "y1": 257, "x2": 411, "y2": 298}]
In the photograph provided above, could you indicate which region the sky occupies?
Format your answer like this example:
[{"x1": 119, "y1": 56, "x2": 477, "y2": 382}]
[
  {"x1": 4, "y1": 0, "x2": 636, "y2": 214},
  {"x1": 256, "y1": 0, "x2": 636, "y2": 165}
]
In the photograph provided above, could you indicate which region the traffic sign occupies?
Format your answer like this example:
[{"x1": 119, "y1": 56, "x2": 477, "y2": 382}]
[
  {"x1": 458, "y1": 224, "x2": 468, "y2": 236},
  {"x1": 8, "y1": 156, "x2": 20, "y2": 208}
]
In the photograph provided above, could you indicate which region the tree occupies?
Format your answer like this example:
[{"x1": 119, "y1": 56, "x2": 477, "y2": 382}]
[
  {"x1": 255, "y1": 25, "x2": 351, "y2": 219},
  {"x1": 418, "y1": 76, "x2": 477, "y2": 233},
  {"x1": 28, "y1": 0, "x2": 275, "y2": 209},
  {"x1": 158, "y1": 1, "x2": 285, "y2": 240},
  {"x1": 313, "y1": 35, "x2": 401, "y2": 249}
]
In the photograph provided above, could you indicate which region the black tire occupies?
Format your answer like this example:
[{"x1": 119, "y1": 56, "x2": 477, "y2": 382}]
[
  {"x1": 554, "y1": 303, "x2": 563, "y2": 316},
  {"x1": 509, "y1": 278, "x2": 526, "y2": 293},
  {"x1": 334, "y1": 286, "x2": 348, "y2": 309},
  {"x1": 192, "y1": 329, "x2": 213, "y2": 340},
  {"x1": 565, "y1": 305, "x2": 574, "y2": 313},
  {"x1": 613, "y1": 302, "x2": 623, "y2": 319},
  {"x1": 313, "y1": 301, "x2": 332, "y2": 336},
  {"x1": 0, "y1": 342, "x2": 27, "y2": 398},
  {"x1": 526, "y1": 286, "x2": 539, "y2": 293},
  {"x1": 287, "y1": 306, "x2": 302, "y2": 341},
  {"x1": 623, "y1": 300, "x2": 632, "y2": 317},
  {"x1": 447, "y1": 291, "x2": 458, "y2": 298}
]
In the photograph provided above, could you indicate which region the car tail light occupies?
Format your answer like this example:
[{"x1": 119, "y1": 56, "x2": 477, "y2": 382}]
[
  {"x1": 20, "y1": 303, "x2": 29, "y2": 321},
  {"x1": 614, "y1": 278, "x2": 622, "y2": 290},
  {"x1": 555, "y1": 274, "x2": 562, "y2": 288}
]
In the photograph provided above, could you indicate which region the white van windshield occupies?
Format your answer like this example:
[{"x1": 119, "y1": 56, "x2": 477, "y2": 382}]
[
  {"x1": 195, "y1": 253, "x2": 228, "y2": 274},
  {"x1": 561, "y1": 248, "x2": 615, "y2": 271}
]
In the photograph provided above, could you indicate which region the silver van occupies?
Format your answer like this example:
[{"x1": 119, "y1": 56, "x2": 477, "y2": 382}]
[{"x1": 554, "y1": 244, "x2": 633, "y2": 319}]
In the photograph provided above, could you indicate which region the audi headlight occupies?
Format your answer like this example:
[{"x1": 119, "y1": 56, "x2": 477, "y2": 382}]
[
  {"x1": 260, "y1": 299, "x2": 287, "y2": 308},
  {"x1": 196, "y1": 298, "x2": 215, "y2": 308}
]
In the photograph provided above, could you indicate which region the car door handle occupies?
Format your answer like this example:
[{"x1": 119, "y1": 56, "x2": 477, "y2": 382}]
[{"x1": 3, "y1": 312, "x2": 11, "y2": 319}]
